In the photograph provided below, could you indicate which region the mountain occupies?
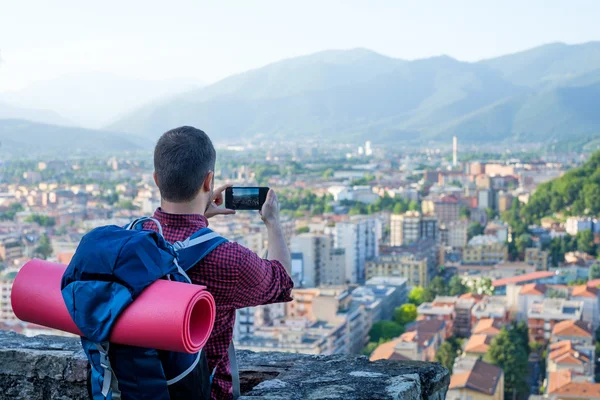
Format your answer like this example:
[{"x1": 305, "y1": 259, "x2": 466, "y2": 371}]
[
  {"x1": 0, "y1": 73, "x2": 203, "y2": 128},
  {"x1": 0, "y1": 119, "x2": 151, "y2": 156},
  {"x1": 482, "y1": 41, "x2": 600, "y2": 87},
  {"x1": 109, "y1": 42, "x2": 600, "y2": 144},
  {"x1": 0, "y1": 101, "x2": 72, "y2": 126}
]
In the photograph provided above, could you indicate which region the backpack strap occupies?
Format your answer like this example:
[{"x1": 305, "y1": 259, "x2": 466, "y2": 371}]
[
  {"x1": 173, "y1": 228, "x2": 228, "y2": 271},
  {"x1": 126, "y1": 217, "x2": 163, "y2": 235},
  {"x1": 96, "y1": 342, "x2": 122, "y2": 399},
  {"x1": 228, "y1": 342, "x2": 241, "y2": 399}
]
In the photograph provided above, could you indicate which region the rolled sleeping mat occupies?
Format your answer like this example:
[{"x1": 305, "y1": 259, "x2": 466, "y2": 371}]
[{"x1": 11, "y1": 260, "x2": 215, "y2": 354}]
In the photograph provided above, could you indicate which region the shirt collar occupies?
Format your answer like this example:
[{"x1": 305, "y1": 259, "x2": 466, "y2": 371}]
[{"x1": 152, "y1": 207, "x2": 209, "y2": 229}]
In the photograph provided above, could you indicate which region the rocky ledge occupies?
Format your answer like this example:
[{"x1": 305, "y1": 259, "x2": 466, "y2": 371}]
[{"x1": 0, "y1": 331, "x2": 449, "y2": 399}]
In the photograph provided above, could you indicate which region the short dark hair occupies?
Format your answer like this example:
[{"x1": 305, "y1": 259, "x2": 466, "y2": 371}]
[{"x1": 154, "y1": 126, "x2": 216, "y2": 202}]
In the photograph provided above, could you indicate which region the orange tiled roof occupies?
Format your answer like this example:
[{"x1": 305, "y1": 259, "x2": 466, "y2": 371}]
[
  {"x1": 519, "y1": 283, "x2": 547, "y2": 296},
  {"x1": 549, "y1": 341, "x2": 589, "y2": 365},
  {"x1": 548, "y1": 370, "x2": 600, "y2": 398},
  {"x1": 472, "y1": 318, "x2": 502, "y2": 336},
  {"x1": 449, "y1": 359, "x2": 502, "y2": 395},
  {"x1": 572, "y1": 284, "x2": 599, "y2": 298},
  {"x1": 370, "y1": 338, "x2": 402, "y2": 362},
  {"x1": 459, "y1": 293, "x2": 484, "y2": 302},
  {"x1": 492, "y1": 271, "x2": 555, "y2": 287},
  {"x1": 552, "y1": 320, "x2": 592, "y2": 338},
  {"x1": 464, "y1": 334, "x2": 493, "y2": 354}
]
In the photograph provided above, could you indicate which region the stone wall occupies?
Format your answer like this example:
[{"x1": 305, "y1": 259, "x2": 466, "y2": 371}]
[{"x1": 0, "y1": 331, "x2": 449, "y2": 399}]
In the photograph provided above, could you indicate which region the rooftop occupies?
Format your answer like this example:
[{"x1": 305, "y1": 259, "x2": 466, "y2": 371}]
[
  {"x1": 548, "y1": 370, "x2": 600, "y2": 399},
  {"x1": 528, "y1": 299, "x2": 584, "y2": 320},
  {"x1": 520, "y1": 283, "x2": 547, "y2": 296},
  {"x1": 549, "y1": 341, "x2": 591, "y2": 365},
  {"x1": 472, "y1": 319, "x2": 502, "y2": 336},
  {"x1": 449, "y1": 358, "x2": 502, "y2": 396},
  {"x1": 552, "y1": 320, "x2": 593, "y2": 338},
  {"x1": 464, "y1": 334, "x2": 493, "y2": 354},
  {"x1": 468, "y1": 234, "x2": 502, "y2": 247},
  {"x1": 572, "y1": 284, "x2": 599, "y2": 298},
  {"x1": 492, "y1": 271, "x2": 555, "y2": 287}
]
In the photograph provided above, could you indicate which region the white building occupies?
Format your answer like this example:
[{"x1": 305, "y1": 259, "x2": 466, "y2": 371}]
[
  {"x1": 335, "y1": 217, "x2": 380, "y2": 284},
  {"x1": 571, "y1": 285, "x2": 600, "y2": 331},
  {"x1": 565, "y1": 217, "x2": 594, "y2": 236},
  {"x1": 291, "y1": 234, "x2": 346, "y2": 287}
]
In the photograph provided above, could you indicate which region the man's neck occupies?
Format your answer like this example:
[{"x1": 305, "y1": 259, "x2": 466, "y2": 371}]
[{"x1": 160, "y1": 198, "x2": 207, "y2": 216}]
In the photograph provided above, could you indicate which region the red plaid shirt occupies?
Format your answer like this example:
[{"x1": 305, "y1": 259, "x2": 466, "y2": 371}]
[{"x1": 146, "y1": 208, "x2": 293, "y2": 399}]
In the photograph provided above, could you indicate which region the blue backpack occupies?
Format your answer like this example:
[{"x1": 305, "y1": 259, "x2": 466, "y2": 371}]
[{"x1": 61, "y1": 217, "x2": 229, "y2": 400}]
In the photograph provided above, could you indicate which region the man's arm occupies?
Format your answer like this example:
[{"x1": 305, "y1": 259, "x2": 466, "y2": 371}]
[
  {"x1": 262, "y1": 190, "x2": 291, "y2": 273},
  {"x1": 233, "y1": 190, "x2": 293, "y2": 309}
]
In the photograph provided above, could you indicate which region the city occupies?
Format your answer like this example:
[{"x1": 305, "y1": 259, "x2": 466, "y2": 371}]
[
  {"x1": 2, "y1": 2, "x2": 600, "y2": 399},
  {"x1": 0, "y1": 136, "x2": 598, "y2": 399}
]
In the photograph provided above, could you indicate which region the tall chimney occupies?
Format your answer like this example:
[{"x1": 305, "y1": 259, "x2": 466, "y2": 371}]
[{"x1": 452, "y1": 136, "x2": 458, "y2": 167}]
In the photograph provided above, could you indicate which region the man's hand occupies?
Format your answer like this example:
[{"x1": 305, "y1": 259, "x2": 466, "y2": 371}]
[
  {"x1": 259, "y1": 189, "x2": 280, "y2": 226},
  {"x1": 205, "y1": 184, "x2": 236, "y2": 219}
]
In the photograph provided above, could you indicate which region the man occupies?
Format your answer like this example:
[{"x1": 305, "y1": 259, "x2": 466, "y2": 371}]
[{"x1": 150, "y1": 126, "x2": 294, "y2": 399}]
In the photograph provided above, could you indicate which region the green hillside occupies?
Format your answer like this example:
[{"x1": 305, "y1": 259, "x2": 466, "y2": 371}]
[{"x1": 522, "y1": 151, "x2": 600, "y2": 222}]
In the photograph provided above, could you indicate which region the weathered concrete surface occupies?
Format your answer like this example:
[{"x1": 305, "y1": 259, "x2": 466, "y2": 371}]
[
  {"x1": 237, "y1": 351, "x2": 449, "y2": 399},
  {"x1": 0, "y1": 330, "x2": 449, "y2": 399}
]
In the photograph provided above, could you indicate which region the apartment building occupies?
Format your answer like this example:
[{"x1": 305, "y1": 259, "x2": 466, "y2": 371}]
[
  {"x1": 571, "y1": 285, "x2": 600, "y2": 331},
  {"x1": 334, "y1": 216, "x2": 380, "y2": 283},
  {"x1": 390, "y1": 212, "x2": 438, "y2": 246},
  {"x1": 366, "y1": 241, "x2": 438, "y2": 287},
  {"x1": 528, "y1": 299, "x2": 584, "y2": 343},
  {"x1": 525, "y1": 247, "x2": 550, "y2": 270},
  {"x1": 463, "y1": 235, "x2": 508, "y2": 265},
  {"x1": 417, "y1": 296, "x2": 457, "y2": 338},
  {"x1": 547, "y1": 340, "x2": 595, "y2": 377},
  {"x1": 421, "y1": 195, "x2": 460, "y2": 225},
  {"x1": 551, "y1": 320, "x2": 593, "y2": 346},
  {"x1": 291, "y1": 234, "x2": 346, "y2": 287}
]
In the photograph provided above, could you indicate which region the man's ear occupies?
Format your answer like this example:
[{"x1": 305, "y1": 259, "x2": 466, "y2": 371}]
[
  {"x1": 153, "y1": 171, "x2": 159, "y2": 187},
  {"x1": 202, "y1": 171, "x2": 214, "y2": 193}
]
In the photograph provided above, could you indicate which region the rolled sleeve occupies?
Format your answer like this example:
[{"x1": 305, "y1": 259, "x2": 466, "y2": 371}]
[{"x1": 232, "y1": 244, "x2": 294, "y2": 309}]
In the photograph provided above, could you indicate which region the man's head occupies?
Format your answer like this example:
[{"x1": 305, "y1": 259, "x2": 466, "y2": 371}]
[{"x1": 154, "y1": 126, "x2": 216, "y2": 203}]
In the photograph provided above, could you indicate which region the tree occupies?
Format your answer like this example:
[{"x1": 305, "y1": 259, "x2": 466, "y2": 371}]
[
  {"x1": 467, "y1": 222, "x2": 484, "y2": 240},
  {"x1": 471, "y1": 278, "x2": 494, "y2": 295},
  {"x1": 324, "y1": 204, "x2": 334, "y2": 213},
  {"x1": 369, "y1": 321, "x2": 404, "y2": 343},
  {"x1": 448, "y1": 275, "x2": 468, "y2": 296},
  {"x1": 408, "y1": 200, "x2": 420, "y2": 211},
  {"x1": 34, "y1": 234, "x2": 53, "y2": 260},
  {"x1": 459, "y1": 206, "x2": 471, "y2": 219},
  {"x1": 361, "y1": 341, "x2": 380, "y2": 356},
  {"x1": 485, "y1": 208, "x2": 496, "y2": 221},
  {"x1": 394, "y1": 304, "x2": 417, "y2": 326},
  {"x1": 296, "y1": 226, "x2": 310, "y2": 234},
  {"x1": 25, "y1": 214, "x2": 56, "y2": 227},
  {"x1": 408, "y1": 287, "x2": 426, "y2": 306},
  {"x1": 393, "y1": 203, "x2": 404, "y2": 215},
  {"x1": 590, "y1": 263, "x2": 600, "y2": 280},
  {"x1": 428, "y1": 276, "x2": 449, "y2": 297},
  {"x1": 435, "y1": 341, "x2": 457, "y2": 373},
  {"x1": 435, "y1": 337, "x2": 464, "y2": 373},
  {"x1": 322, "y1": 168, "x2": 334, "y2": 179},
  {"x1": 488, "y1": 325, "x2": 530, "y2": 400},
  {"x1": 515, "y1": 234, "x2": 533, "y2": 258},
  {"x1": 116, "y1": 200, "x2": 138, "y2": 211},
  {"x1": 576, "y1": 230, "x2": 596, "y2": 255}
]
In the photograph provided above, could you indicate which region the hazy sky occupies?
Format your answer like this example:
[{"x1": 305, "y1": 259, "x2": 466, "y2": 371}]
[{"x1": 1, "y1": 0, "x2": 599, "y2": 91}]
